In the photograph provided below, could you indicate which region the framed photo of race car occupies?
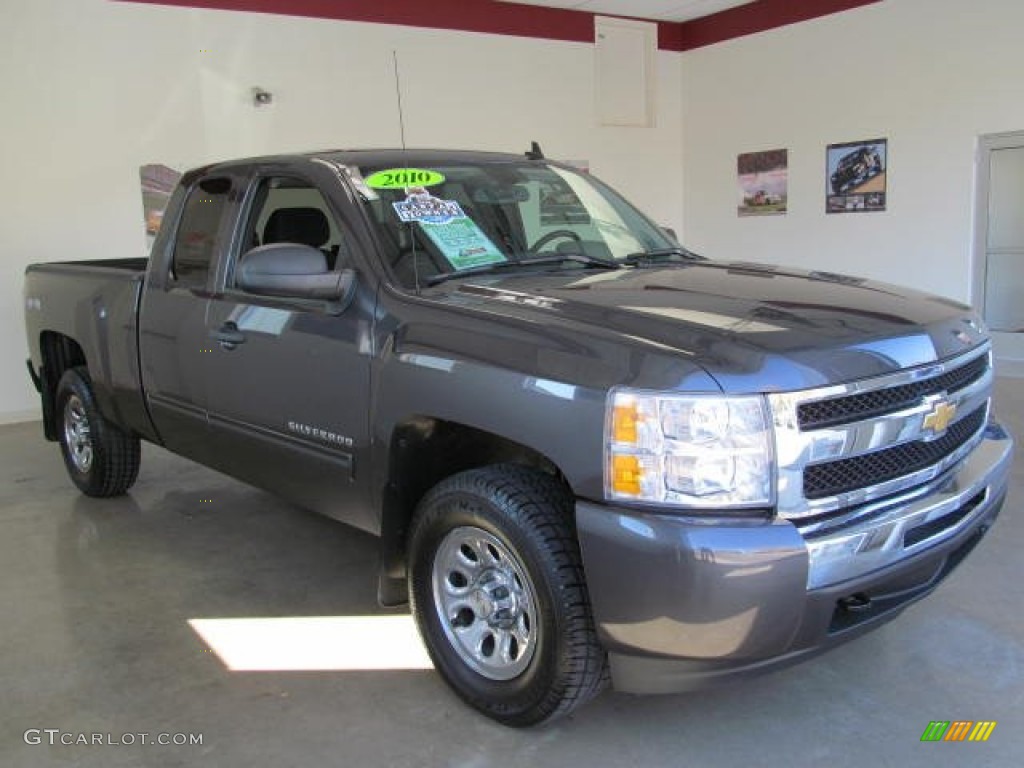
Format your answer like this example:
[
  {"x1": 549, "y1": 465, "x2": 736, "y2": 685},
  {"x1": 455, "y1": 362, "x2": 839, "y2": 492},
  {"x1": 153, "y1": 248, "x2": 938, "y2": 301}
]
[{"x1": 826, "y1": 138, "x2": 887, "y2": 213}]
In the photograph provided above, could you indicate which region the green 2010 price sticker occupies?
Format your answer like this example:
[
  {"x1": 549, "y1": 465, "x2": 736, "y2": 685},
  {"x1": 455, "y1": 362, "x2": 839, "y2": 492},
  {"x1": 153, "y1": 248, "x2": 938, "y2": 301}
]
[{"x1": 365, "y1": 168, "x2": 446, "y2": 190}]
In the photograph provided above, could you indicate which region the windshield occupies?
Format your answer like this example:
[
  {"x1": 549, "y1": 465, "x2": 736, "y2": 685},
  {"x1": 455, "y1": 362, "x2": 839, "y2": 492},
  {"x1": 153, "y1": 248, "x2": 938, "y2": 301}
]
[{"x1": 354, "y1": 160, "x2": 677, "y2": 288}]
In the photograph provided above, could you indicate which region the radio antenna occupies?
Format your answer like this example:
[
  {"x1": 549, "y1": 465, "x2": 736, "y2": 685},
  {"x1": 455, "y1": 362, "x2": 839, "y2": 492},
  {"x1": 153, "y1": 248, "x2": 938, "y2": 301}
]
[
  {"x1": 392, "y1": 50, "x2": 420, "y2": 295},
  {"x1": 392, "y1": 50, "x2": 408, "y2": 151}
]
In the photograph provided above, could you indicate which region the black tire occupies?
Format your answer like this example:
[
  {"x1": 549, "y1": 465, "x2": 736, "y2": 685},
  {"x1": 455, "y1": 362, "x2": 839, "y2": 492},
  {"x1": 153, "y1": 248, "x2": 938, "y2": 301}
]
[
  {"x1": 408, "y1": 464, "x2": 608, "y2": 726},
  {"x1": 55, "y1": 366, "x2": 141, "y2": 497}
]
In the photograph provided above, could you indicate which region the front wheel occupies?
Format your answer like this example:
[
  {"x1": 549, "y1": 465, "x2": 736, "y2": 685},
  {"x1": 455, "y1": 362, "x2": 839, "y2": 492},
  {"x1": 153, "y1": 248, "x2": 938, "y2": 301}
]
[
  {"x1": 55, "y1": 367, "x2": 141, "y2": 497},
  {"x1": 408, "y1": 465, "x2": 608, "y2": 726}
]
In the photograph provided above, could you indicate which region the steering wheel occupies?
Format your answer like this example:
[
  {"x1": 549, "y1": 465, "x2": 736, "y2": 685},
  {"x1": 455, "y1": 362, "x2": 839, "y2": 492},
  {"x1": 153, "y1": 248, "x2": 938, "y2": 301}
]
[{"x1": 530, "y1": 229, "x2": 582, "y2": 252}]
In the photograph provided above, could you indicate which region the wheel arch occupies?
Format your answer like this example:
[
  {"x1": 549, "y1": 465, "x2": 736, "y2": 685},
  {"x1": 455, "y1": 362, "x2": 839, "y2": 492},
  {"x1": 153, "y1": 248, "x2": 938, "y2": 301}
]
[
  {"x1": 376, "y1": 416, "x2": 571, "y2": 606},
  {"x1": 37, "y1": 331, "x2": 88, "y2": 441}
]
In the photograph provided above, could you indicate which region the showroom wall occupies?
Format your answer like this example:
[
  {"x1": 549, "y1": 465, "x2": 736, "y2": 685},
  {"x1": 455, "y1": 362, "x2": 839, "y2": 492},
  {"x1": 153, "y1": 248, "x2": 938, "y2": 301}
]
[
  {"x1": 0, "y1": 0, "x2": 683, "y2": 422},
  {"x1": 4, "y1": 0, "x2": 1021, "y2": 423},
  {"x1": 679, "y1": 0, "x2": 1024, "y2": 302}
]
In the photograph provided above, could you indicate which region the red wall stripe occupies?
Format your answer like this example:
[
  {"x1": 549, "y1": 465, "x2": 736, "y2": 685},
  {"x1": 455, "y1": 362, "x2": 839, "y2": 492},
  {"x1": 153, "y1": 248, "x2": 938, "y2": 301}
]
[
  {"x1": 675, "y1": 0, "x2": 882, "y2": 51},
  {"x1": 114, "y1": 0, "x2": 595, "y2": 43},
  {"x1": 113, "y1": 0, "x2": 881, "y2": 52}
]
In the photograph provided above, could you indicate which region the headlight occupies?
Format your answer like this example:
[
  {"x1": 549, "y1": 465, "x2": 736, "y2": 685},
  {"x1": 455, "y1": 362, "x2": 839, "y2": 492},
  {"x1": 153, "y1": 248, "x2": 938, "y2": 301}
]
[{"x1": 605, "y1": 389, "x2": 774, "y2": 509}]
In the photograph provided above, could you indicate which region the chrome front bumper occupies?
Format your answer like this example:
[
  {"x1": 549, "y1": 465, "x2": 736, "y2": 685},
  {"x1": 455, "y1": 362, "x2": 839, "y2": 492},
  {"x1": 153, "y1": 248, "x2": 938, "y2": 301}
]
[
  {"x1": 804, "y1": 421, "x2": 1013, "y2": 589},
  {"x1": 576, "y1": 419, "x2": 1012, "y2": 694}
]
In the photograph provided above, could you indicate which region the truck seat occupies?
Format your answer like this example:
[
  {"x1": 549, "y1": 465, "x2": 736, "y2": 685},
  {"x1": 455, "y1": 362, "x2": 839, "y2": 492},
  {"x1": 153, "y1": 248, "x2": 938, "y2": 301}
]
[{"x1": 263, "y1": 207, "x2": 336, "y2": 269}]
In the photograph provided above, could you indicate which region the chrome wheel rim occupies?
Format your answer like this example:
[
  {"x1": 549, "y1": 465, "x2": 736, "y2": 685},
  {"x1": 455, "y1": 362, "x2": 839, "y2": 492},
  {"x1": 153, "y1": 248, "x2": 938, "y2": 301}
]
[
  {"x1": 63, "y1": 394, "x2": 93, "y2": 473},
  {"x1": 431, "y1": 526, "x2": 539, "y2": 680}
]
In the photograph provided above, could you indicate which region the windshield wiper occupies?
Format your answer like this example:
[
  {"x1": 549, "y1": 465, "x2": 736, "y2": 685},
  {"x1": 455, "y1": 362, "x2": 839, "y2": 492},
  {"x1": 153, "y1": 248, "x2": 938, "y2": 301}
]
[
  {"x1": 622, "y1": 246, "x2": 704, "y2": 266},
  {"x1": 425, "y1": 253, "x2": 621, "y2": 287}
]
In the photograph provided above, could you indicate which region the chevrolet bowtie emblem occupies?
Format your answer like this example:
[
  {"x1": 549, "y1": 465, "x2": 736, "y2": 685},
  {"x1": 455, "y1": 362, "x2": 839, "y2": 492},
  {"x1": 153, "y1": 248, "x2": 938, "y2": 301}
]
[{"x1": 923, "y1": 399, "x2": 957, "y2": 435}]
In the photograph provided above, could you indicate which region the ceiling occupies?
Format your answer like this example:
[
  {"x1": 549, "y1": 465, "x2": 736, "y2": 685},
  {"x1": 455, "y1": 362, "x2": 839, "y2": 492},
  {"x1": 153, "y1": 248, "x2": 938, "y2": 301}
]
[{"x1": 500, "y1": 0, "x2": 755, "y2": 23}]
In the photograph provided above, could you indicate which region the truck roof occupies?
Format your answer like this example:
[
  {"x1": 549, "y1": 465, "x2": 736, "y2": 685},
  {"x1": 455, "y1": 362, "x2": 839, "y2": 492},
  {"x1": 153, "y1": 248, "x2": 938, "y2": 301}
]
[{"x1": 183, "y1": 148, "x2": 537, "y2": 184}]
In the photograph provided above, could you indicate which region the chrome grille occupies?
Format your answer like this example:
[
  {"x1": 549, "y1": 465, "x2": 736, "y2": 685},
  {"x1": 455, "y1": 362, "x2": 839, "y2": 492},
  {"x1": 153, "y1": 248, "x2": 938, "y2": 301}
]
[
  {"x1": 768, "y1": 344, "x2": 992, "y2": 521},
  {"x1": 796, "y1": 353, "x2": 988, "y2": 430},
  {"x1": 803, "y1": 405, "x2": 986, "y2": 499}
]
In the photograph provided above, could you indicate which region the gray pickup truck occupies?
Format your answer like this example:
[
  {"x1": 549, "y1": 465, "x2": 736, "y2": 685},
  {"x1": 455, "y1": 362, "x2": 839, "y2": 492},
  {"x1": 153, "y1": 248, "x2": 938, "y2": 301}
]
[{"x1": 23, "y1": 148, "x2": 1013, "y2": 726}]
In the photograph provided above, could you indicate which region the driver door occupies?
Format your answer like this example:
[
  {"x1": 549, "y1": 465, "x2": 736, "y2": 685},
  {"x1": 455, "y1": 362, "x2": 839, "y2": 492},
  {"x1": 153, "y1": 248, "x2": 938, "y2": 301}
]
[{"x1": 204, "y1": 168, "x2": 377, "y2": 533}]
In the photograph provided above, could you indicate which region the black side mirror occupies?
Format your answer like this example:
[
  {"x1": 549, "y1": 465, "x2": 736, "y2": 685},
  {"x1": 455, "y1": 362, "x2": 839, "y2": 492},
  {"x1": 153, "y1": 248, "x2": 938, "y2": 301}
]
[
  {"x1": 236, "y1": 243, "x2": 355, "y2": 304},
  {"x1": 662, "y1": 226, "x2": 678, "y2": 242}
]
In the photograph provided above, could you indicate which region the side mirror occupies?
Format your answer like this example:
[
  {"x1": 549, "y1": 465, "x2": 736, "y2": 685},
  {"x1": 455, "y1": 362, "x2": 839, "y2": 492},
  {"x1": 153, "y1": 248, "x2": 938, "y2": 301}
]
[
  {"x1": 236, "y1": 243, "x2": 355, "y2": 304},
  {"x1": 662, "y1": 226, "x2": 678, "y2": 242}
]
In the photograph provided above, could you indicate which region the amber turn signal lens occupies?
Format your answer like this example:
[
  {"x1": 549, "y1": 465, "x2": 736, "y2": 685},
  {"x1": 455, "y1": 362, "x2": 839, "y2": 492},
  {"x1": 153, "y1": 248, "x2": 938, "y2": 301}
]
[
  {"x1": 612, "y1": 403, "x2": 639, "y2": 444},
  {"x1": 610, "y1": 454, "x2": 642, "y2": 496}
]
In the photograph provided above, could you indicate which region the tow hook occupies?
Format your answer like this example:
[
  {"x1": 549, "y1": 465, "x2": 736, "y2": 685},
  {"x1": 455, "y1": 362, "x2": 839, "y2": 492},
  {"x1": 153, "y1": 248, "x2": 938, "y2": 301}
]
[{"x1": 838, "y1": 592, "x2": 872, "y2": 613}]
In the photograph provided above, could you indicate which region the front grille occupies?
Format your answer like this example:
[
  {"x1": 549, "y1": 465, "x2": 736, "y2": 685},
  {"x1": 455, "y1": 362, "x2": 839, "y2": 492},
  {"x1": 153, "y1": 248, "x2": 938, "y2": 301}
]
[
  {"x1": 903, "y1": 490, "x2": 985, "y2": 548},
  {"x1": 803, "y1": 406, "x2": 986, "y2": 499},
  {"x1": 797, "y1": 353, "x2": 988, "y2": 430}
]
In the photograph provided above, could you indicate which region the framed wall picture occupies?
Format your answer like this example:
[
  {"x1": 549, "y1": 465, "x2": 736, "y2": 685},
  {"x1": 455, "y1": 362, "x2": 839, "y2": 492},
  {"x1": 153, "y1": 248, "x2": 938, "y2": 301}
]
[
  {"x1": 738, "y1": 149, "x2": 788, "y2": 216},
  {"x1": 826, "y1": 139, "x2": 887, "y2": 213}
]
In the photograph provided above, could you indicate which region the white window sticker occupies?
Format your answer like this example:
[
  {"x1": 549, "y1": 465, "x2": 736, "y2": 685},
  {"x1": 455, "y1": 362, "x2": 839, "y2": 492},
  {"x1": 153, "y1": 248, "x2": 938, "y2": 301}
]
[{"x1": 392, "y1": 192, "x2": 464, "y2": 224}]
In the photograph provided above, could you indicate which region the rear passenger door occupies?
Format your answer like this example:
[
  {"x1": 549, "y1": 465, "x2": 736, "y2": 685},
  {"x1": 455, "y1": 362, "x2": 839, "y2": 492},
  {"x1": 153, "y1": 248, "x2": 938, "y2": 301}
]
[
  {"x1": 140, "y1": 174, "x2": 239, "y2": 462},
  {"x1": 203, "y1": 166, "x2": 378, "y2": 532}
]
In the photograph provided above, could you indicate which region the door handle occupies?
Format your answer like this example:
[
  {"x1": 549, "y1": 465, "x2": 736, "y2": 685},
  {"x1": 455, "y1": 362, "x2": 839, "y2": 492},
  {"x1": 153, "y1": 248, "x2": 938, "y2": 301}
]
[{"x1": 211, "y1": 321, "x2": 246, "y2": 349}]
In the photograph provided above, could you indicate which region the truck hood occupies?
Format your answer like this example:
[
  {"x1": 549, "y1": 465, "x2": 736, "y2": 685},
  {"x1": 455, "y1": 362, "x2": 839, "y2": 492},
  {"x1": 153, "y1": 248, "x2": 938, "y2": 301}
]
[{"x1": 432, "y1": 261, "x2": 987, "y2": 393}]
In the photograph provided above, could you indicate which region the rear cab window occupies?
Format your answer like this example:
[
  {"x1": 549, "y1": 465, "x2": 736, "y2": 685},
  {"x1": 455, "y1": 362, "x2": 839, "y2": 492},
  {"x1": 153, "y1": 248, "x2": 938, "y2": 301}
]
[{"x1": 171, "y1": 177, "x2": 233, "y2": 288}]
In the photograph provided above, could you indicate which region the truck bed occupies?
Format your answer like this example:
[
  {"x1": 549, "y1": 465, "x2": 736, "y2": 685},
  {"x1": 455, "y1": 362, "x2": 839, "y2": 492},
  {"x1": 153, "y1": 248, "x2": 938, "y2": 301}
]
[{"x1": 24, "y1": 258, "x2": 152, "y2": 442}]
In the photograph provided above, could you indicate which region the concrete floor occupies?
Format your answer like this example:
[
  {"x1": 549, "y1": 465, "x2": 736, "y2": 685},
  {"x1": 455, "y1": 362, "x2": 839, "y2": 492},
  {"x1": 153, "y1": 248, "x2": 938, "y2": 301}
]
[{"x1": 1, "y1": 380, "x2": 1022, "y2": 768}]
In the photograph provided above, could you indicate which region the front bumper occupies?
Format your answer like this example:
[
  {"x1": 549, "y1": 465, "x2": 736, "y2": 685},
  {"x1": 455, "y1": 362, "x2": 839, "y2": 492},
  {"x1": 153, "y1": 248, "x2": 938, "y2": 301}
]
[{"x1": 576, "y1": 420, "x2": 1013, "y2": 694}]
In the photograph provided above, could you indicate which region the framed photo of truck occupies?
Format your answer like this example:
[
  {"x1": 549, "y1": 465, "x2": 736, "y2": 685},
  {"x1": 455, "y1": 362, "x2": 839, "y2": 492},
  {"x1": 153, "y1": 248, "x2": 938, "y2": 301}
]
[
  {"x1": 826, "y1": 138, "x2": 887, "y2": 213},
  {"x1": 738, "y1": 149, "x2": 788, "y2": 216}
]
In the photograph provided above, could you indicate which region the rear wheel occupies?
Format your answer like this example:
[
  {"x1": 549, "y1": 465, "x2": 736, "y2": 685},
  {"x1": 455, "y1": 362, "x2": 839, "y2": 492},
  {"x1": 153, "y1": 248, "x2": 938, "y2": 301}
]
[
  {"x1": 408, "y1": 465, "x2": 608, "y2": 726},
  {"x1": 56, "y1": 367, "x2": 140, "y2": 497}
]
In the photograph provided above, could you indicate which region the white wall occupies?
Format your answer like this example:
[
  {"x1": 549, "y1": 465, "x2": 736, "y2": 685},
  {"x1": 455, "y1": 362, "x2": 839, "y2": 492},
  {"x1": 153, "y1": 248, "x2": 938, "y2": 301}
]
[
  {"x1": 680, "y1": 0, "x2": 1024, "y2": 303},
  {"x1": 12, "y1": 0, "x2": 1017, "y2": 422},
  {"x1": 0, "y1": 0, "x2": 683, "y2": 422}
]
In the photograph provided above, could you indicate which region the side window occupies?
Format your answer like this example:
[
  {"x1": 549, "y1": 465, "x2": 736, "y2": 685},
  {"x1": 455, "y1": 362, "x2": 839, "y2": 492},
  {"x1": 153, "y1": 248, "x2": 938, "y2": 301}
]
[
  {"x1": 172, "y1": 177, "x2": 232, "y2": 288},
  {"x1": 236, "y1": 177, "x2": 347, "y2": 290}
]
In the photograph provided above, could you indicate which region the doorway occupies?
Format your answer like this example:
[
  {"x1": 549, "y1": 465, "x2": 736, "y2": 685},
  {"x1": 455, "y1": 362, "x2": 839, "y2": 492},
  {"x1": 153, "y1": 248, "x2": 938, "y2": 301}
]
[{"x1": 975, "y1": 132, "x2": 1024, "y2": 376}]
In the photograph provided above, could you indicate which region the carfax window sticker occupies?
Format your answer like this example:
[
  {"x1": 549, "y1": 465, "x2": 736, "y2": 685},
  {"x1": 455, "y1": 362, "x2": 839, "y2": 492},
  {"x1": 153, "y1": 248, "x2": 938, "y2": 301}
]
[
  {"x1": 420, "y1": 217, "x2": 506, "y2": 271},
  {"x1": 394, "y1": 190, "x2": 506, "y2": 271}
]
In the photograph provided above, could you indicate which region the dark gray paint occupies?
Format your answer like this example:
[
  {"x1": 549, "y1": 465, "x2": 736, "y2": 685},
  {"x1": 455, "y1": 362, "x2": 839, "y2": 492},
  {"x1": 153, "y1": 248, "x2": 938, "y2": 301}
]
[
  {"x1": 583, "y1": 487, "x2": 1005, "y2": 693},
  {"x1": 203, "y1": 282, "x2": 377, "y2": 532}
]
